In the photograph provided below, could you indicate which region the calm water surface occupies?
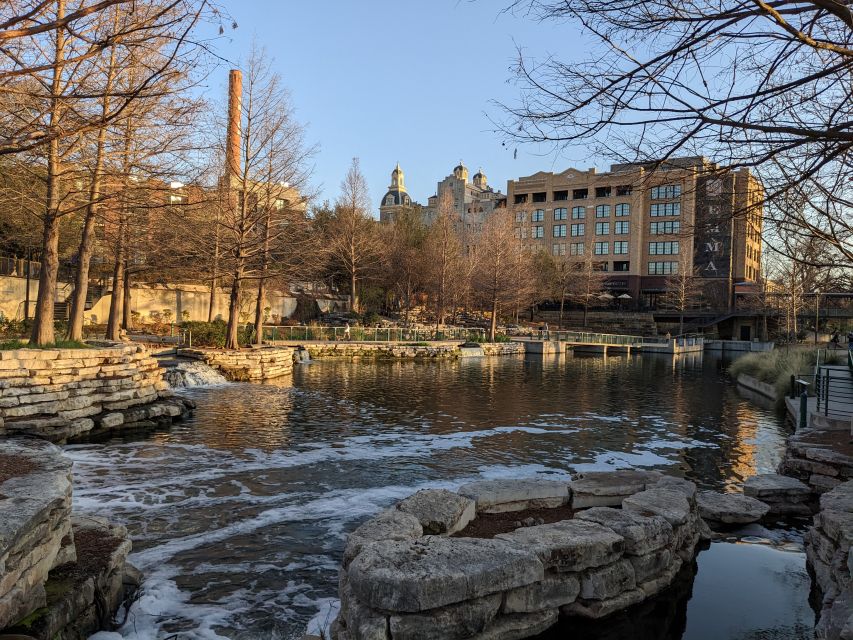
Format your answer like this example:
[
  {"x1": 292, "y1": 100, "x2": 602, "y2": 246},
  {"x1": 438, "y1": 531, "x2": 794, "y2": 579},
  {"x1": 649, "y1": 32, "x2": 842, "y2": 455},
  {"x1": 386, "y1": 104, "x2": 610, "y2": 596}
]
[{"x1": 68, "y1": 352, "x2": 814, "y2": 640}]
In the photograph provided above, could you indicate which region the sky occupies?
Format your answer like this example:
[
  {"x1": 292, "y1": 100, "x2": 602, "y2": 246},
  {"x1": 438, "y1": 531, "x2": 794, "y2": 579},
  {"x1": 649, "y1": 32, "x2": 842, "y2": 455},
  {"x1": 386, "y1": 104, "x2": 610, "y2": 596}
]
[{"x1": 206, "y1": 1, "x2": 593, "y2": 214}]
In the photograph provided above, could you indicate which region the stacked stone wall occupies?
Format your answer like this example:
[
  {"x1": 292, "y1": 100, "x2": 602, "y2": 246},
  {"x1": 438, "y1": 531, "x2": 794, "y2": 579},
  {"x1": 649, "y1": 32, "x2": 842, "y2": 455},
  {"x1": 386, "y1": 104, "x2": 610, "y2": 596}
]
[
  {"x1": 806, "y1": 480, "x2": 853, "y2": 640},
  {"x1": 0, "y1": 439, "x2": 134, "y2": 638},
  {"x1": 780, "y1": 429, "x2": 853, "y2": 495},
  {"x1": 333, "y1": 472, "x2": 706, "y2": 640},
  {"x1": 295, "y1": 342, "x2": 524, "y2": 360},
  {"x1": 0, "y1": 342, "x2": 190, "y2": 442},
  {"x1": 180, "y1": 346, "x2": 295, "y2": 381}
]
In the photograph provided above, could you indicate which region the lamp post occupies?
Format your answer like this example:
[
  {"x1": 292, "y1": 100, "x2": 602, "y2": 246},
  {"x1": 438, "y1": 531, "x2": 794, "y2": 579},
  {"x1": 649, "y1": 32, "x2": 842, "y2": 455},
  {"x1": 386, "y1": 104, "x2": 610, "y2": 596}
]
[{"x1": 814, "y1": 289, "x2": 821, "y2": 345}]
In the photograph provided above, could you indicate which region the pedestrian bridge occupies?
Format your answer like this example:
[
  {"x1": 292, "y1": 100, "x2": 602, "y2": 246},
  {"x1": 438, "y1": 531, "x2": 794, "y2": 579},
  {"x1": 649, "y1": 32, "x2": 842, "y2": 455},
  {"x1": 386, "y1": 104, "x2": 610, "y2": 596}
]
[{"x1": 513, "y1": 331, "x2": 704, "y2": 355}]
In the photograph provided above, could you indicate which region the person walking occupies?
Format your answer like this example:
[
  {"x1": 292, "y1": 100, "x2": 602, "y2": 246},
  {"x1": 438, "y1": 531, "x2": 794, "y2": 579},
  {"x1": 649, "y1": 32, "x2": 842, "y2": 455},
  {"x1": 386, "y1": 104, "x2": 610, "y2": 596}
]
[{"x1": 344, "y1": 322, "x2": 351, "y2": 341}]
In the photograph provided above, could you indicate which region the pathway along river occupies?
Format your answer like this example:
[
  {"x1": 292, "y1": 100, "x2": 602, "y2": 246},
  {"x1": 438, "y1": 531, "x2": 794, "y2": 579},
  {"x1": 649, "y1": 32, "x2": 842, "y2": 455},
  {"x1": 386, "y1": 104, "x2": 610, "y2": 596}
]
[{"x1": 71, "y1": 352, "x2": 816, "y2": 640}]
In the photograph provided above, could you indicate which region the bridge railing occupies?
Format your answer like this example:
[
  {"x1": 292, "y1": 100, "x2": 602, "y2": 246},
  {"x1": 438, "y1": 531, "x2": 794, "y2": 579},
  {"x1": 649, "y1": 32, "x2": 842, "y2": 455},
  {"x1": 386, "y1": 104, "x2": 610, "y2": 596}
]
[
  {"x1": 536, "y1": 330, "x2": 669, "y2": 345},
  {"x1": 263, "y1": 325, "x2": 487, "y2": 343}
]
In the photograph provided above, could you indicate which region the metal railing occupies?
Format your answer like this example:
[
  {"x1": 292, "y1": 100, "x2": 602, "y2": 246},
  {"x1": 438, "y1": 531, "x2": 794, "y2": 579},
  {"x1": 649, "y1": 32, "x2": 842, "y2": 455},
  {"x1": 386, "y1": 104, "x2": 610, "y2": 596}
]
[
  {"x1": 262, "y1": 325, "x2": 487, "y2": 343},
  {"x1": 528, "y1": 330, "x2": 670, "y2": 346},
  {"x1": 816, "y1": 364, "x2": 853, "y2": 418}
]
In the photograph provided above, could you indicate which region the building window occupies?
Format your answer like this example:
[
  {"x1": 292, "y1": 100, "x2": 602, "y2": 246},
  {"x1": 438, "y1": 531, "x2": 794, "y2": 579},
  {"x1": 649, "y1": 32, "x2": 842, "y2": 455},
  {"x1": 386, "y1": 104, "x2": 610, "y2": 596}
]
[
  {"x1": 595, "y1": 186, "x2": 611, "y2": 198},
  {"x1": 650, "y1": 202, "x2": 681, "y2": 217},
  {"x1": 553, "y1": 190, "x2": 568, "y2": 201},
  {"x1": 595, "y1": 222, "x2": 610, "y2": 235},
  {"x1": 594, "y1": 261, "x2": 609, "y2": 272},
  {"x1": 533, "y1": 192, "x2": 547, "y2": 203},
  {"x1": 615, "y1": 203, "x2": 630, "y2": 216},
  {"x1": 515, "y1": 211, "x2": 526, "y2": 223},
  {"x1": 532, "y1": 209, "x2": 545, "y2": 222},
  {"x1": 552, "y1": 243, "x2": 566, "y2": 256},
  {"x1": 650, "y1": 221, "x2": 680, "y2": 234},
  {"x1": 573, "y1": 188, "x2": 588, "y2": 200},
  {"x1": 595, "y1": 205, "x2": 611, "y2": 218},
  {"x1": 514, "y1": 194, "x2": 528, "y2": 204},
  {"x1": 532, "y1": 225, "x2": 544, "y2": 238},
  {"x1": 650, "y1": 184, "x2": 682, "y2": 199},
  {"x1": 648, "y1": 261, "x2": 678, "y2": 275},
  {"x1": 570, "y1": 242, "x2": 584, "y2": 255},
  {"x1": 616, "y1": 185, "x2": 633, "y2": 196},
  {"x1": 648, "y1": 241, "x2": 679, "y2": 255},
  {"x1": 571, "y1": 223, "x2": 585, "y2": 236},
  {"x1": 571, "y1": 206, "x2": 585, "y2": 219},
  {"x1": 554, "y1": 207, "x2": 568, "y2": 220},
  {"x1": 553, "y1": 224, "x2": 567, "y2": 237},
  {"x1": 613, "y1": 241, "x2": 629, "y2": 255},
  {"x1": 594, "y1": 241, "x2": 609, "y2": 255},
  {"x1": 615, "y1": 221, "x2": 629, "y2": 235},
  {"x1": 520, "y1": 227, "x2": 528, "y2": 239},
  {"x1": 614, "y1": 261, "x2": 630, "y2": 271}
]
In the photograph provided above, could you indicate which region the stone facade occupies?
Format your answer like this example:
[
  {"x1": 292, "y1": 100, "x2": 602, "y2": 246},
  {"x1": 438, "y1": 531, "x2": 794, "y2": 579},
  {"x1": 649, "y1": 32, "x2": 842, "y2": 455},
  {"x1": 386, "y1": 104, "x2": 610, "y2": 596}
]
[
  {"x1": 0, "y1": 342, "x2": 191, "y2": 443},
  {"x1": 0, "y1": 439, "x2": 134, "y2": 638},
  {"x1": 806, "y1": 480, "x2": 853, "y2": 640},
  {"x1": 180, "y1": 346, "x2": 295, "y2": 381},
  {"x1": 333, "y1": 472, "x2": 707, "y2": 640}
]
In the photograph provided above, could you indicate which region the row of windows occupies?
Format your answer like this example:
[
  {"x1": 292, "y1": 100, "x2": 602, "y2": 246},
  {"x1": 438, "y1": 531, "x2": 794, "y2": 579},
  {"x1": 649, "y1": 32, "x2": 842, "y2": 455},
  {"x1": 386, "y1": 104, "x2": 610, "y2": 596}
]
[
  {"x1": 518, "y1": 204, "x2": 633, "y2": 222},
  {"x1": 650, "y1": 221, "x2": 681, "y2": 234},
  {"x1": 649, "y1": 241, "x2": 680, "y2": 255},
  {"x1": 513, "y1": 185, "x2": 634, "y2": 204},
  {"x1": 650, "y1": 184, "x2": 681, "y2": 199},
  {"x1": 650, "y1": 202, "x2": 681, "y2": 217},
  {"x1": 648, "y1": 261, "x2": 679, "y2": 275}
]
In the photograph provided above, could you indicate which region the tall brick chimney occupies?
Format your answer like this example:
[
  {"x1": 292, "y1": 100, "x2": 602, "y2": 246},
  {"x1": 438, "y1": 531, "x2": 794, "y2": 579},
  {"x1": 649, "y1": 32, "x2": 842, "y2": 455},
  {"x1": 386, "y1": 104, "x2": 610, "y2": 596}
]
[{"x1": 225, "y1": 69, "x2": 242, "y2": 179}]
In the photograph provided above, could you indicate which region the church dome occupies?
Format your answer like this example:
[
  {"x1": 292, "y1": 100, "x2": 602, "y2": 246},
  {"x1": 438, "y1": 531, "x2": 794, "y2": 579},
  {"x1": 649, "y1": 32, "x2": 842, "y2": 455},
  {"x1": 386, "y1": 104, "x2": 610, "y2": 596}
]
[
  {"x1": 453, "y1": 160, "x2": 469, "y2": 181},
  {"x1": 473, "y1": 167, "x2": 487, "y2": 188},
  {"x1": 382, "y1": 162, "x2": 410, "y2": 208}
]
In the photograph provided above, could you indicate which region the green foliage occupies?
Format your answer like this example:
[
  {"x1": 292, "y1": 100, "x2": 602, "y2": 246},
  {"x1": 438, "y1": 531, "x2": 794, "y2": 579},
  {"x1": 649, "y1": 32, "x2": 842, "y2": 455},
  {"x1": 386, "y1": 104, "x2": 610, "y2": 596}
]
[
  {"x1": 466, "y1": 332, "x2": 511, "y2": 343},
  {"x1": 0, "y1": 339, "x2": 90, "y2": 350},
  {"x1": 181, "y1": 320, "x2": 251, "y2": 348},
  {"x1": 361, "y1": 311, "x2": 380, "y2": 325}
]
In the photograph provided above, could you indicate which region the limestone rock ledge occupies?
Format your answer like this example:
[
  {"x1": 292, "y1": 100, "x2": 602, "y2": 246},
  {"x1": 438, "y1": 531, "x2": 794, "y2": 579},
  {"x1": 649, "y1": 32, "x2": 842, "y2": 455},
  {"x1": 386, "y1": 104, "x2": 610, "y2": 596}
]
[
  {"x1": 332, "y1": 473, "x2": 704, "y2": 640},
  {"x1": 0, "y1": 439, "x2": 134, "y2": 639},
  {"x1": 179, "y1": 346, "x2": 295, "y2": 381},
  {"x1": 0, "y1": 342, "x2": 193, "y2": 443},
  {"x1": 807, "y1": 480, "x2": 853, "y2": 640}
]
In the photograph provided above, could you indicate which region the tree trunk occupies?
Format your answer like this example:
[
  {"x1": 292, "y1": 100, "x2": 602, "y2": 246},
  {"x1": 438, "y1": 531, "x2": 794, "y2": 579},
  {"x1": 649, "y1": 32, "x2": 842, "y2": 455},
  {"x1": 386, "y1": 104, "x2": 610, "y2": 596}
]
[
  {"x1": 253, "y1": 279, "x2": 265, "y2": 345},
  {"x1": 225, "y1": 269, "x2": 242, "y2": 349},
  {"x1": 489, "y1": 295, "x2": 498, "y2": 342},
  {"x1": 350, "y1": 270, "x2": 358, "y2": 315},
  {"x1": 207, "y1": 218, "x2": 220, "y2": 322},
  {"x1": 559, "y1": 294, "x2": 565, "y2": 330},
  {"x1": 122, "y1": 265, "x2": 132, "y2": 329},
  {"x1": 679, "y1": 313, "x2": 684, "y2": 336},
  {"x1": 106, "y1": 240, "x2": 125, "y2": 341}
]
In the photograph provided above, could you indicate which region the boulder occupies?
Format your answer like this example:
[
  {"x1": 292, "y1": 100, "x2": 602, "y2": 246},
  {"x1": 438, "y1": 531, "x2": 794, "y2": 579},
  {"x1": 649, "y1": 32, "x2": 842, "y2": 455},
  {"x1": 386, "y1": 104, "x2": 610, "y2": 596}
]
[
  {"x1": 579, "y1": 559, "x2": 636, "y2": 600},
  {"x1": 561, "y1": 588, "x2": 645, "y2": 620},
  {"x1": 468, "y1": 610, "x2": 558, "y2": 640},
  {"x1": 503, "y1": 572, "x2": 580, "y2": 613},
  {"x1": 821, "y1": 481, "x2": 853, "y2": 514},
  {"x1": 343, "y1": 509, "x2": 423, "y2": 568},
  {"x1": 696, "y1": 491, "x2": 770, "y2": 524},
  {"x1": 574, "y1": 507, "x2": 673, "y2": 555},
  {"x1": 457, "y1": 478, "x2": 570, "y2": 513},
  {"x1": 622, "y1": 487, "x2": 691, "y2": 526},
  {"x1": 744, "y1": 474, "x2": 812, "y2": 501},
  {"x1": 397, "y1": 489, "x2": 476, "y2": 535},
  {"x1": 389, "y1": 593, "x2": 501, "y2": 640},
  {"x1": 348, "y1": 537, "x2": 544, "y2": 613},
  {"x1": 495, "y1": 520, "x2": 623, "y2": 572},
  {"x1": 630, "y1": 548, "x2": 673, "y2": 583},
  {"x1": 570, "y1": 470, "x2": 662, "y2": 509}
]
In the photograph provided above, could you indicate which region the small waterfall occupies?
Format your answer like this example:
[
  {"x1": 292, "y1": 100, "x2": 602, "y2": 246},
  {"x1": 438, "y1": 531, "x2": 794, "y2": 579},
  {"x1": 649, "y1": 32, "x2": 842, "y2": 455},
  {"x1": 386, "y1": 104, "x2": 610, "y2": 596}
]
[
  {"x1": 293, "y1": 347, "x2": 312, "y2": 365},
  {"x1": 164, "y1": 361, "x2": 228, "y2": 388}
]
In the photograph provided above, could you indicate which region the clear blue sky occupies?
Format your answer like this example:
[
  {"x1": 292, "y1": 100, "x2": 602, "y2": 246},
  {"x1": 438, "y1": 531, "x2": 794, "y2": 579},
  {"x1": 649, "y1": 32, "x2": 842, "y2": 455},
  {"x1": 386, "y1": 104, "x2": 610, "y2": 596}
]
[{"x1": 210, "y1": 1, "x2": 592, "y2": 214}]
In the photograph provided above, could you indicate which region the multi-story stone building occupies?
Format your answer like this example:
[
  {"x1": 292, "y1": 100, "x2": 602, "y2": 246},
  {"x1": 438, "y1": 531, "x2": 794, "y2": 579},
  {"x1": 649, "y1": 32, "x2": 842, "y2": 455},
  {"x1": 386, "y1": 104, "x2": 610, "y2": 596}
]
[
  {"x1": 379, "y1": 161, "x2": 506, "y2": 255},
  {"x1": 507, "y1": 156, "x2": 763, "y2": 308}
]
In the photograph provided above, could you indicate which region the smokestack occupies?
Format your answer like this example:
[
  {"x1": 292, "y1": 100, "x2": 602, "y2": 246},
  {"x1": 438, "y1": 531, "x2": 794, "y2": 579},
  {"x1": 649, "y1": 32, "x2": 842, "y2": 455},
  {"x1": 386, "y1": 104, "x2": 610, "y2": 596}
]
[{"x1": 225, "y1": 69, "x2": 242, "y2": 179}]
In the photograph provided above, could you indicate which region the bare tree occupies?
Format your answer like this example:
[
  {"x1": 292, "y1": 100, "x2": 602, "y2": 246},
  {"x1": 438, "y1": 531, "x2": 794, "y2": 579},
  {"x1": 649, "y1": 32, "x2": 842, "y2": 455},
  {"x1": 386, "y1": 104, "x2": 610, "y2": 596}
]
[
  {"x1": 567, "y1": 247, "x2": 607, "y2": 329},
  {"x1": 501, "y1": 0, "x2": 853, "y2": 266},
  {"x1": 664, "y1": 251, "x2": 703, "y2": 335},
  {"x1": 322, "y1": 158, "x2": 383, "y2": 315},
  {"x1": 382, "y1": 205, "x2": 427, "y2": 327},
  {"x1": 423, "y1": 190, "x2": 462, "y2": 331},
  {"x1": 472, "y1": 212, "x2": 534, "y2": 341}
]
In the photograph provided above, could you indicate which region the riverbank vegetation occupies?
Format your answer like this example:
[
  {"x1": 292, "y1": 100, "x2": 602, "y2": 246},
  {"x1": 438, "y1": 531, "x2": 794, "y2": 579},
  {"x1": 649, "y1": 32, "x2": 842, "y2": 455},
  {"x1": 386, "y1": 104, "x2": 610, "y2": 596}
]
[{"x1": 728, "y1": 348, "x2": 846, "y2": 401}]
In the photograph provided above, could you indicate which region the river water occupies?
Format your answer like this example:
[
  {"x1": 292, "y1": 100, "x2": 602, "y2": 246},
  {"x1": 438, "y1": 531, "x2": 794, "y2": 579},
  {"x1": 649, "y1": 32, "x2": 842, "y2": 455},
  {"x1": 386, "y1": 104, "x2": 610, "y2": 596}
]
[{"x1": 68, "y1": 352, "x2": 816, "y2": 640}]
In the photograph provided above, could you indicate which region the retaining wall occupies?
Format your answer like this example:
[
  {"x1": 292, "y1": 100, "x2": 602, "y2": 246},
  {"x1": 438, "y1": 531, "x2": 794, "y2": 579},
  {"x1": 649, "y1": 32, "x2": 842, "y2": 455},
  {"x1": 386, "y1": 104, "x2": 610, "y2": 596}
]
[
  {"x1": 0, "y1": 342, "x2": 191, "y2": 443},
  {"x1": 294, "y1": 342, "x2": 525, "y2": 360},
  {"x1": 333, "y1": 471, "x2": 706, "y2": 640},
  {"x1": 0, "y1": 439, "x2": 134, "y2": 638},
  {"x1": 180, "y1": 346, "x2": 295, "y2": 381},
  {"x1": 805, "y1": 480, "x2": 853, "y2": 640}
]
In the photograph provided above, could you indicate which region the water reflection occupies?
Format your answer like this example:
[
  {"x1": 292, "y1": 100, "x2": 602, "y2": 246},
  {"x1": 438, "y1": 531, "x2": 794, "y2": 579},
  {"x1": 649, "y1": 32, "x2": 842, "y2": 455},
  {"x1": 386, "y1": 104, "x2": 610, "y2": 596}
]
[{"x1": 65, "y1": 353, "x2": 799, "y2": 639}]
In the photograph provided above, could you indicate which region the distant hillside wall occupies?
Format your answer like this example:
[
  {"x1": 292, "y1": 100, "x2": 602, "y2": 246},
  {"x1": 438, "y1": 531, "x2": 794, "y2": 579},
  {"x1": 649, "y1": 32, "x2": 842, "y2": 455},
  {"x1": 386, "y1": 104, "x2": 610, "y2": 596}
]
[{"x1": 0, "y1": 276, "x2": 348, "y2": 323}]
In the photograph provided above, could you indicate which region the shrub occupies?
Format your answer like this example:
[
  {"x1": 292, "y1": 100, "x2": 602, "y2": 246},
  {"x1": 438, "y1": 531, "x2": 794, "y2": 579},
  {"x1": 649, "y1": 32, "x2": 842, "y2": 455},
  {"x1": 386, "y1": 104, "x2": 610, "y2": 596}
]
[
  {"x1": 181, "y1": 320, "x2": 252, "y2": 348},
  {"x1": 362, "y1": 311, "x2": 380, "y2": 326},
  {"x1": 0, "y1": 339, "x2": 90, "y2": 350},
  {"x1": 728, "y1": 347, "x2": 845, "y2": 403}
]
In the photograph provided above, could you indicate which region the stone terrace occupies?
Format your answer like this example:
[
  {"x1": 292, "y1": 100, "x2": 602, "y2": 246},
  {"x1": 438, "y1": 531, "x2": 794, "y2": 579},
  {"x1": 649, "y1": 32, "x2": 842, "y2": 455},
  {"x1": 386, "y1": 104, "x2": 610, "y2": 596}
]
[{"x1": 332, "y1": 471, "x2": 717, "y2": 640}]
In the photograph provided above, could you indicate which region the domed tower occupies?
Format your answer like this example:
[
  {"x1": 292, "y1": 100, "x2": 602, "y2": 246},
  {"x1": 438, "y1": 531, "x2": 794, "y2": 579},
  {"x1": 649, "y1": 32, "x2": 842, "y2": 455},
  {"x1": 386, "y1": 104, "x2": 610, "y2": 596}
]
[
  {"x1": 473, "y1": 167, "x2": 487, "y2": 189},
  {"x1": 381, "y1": 162, "x2": 411, "y2": 208},
  {"x1": 453, "y1": 160, "x2": 469, "y2": 183},
  {"x1": 379, "y1": 162, "x2": 412, "y2": 223}
]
